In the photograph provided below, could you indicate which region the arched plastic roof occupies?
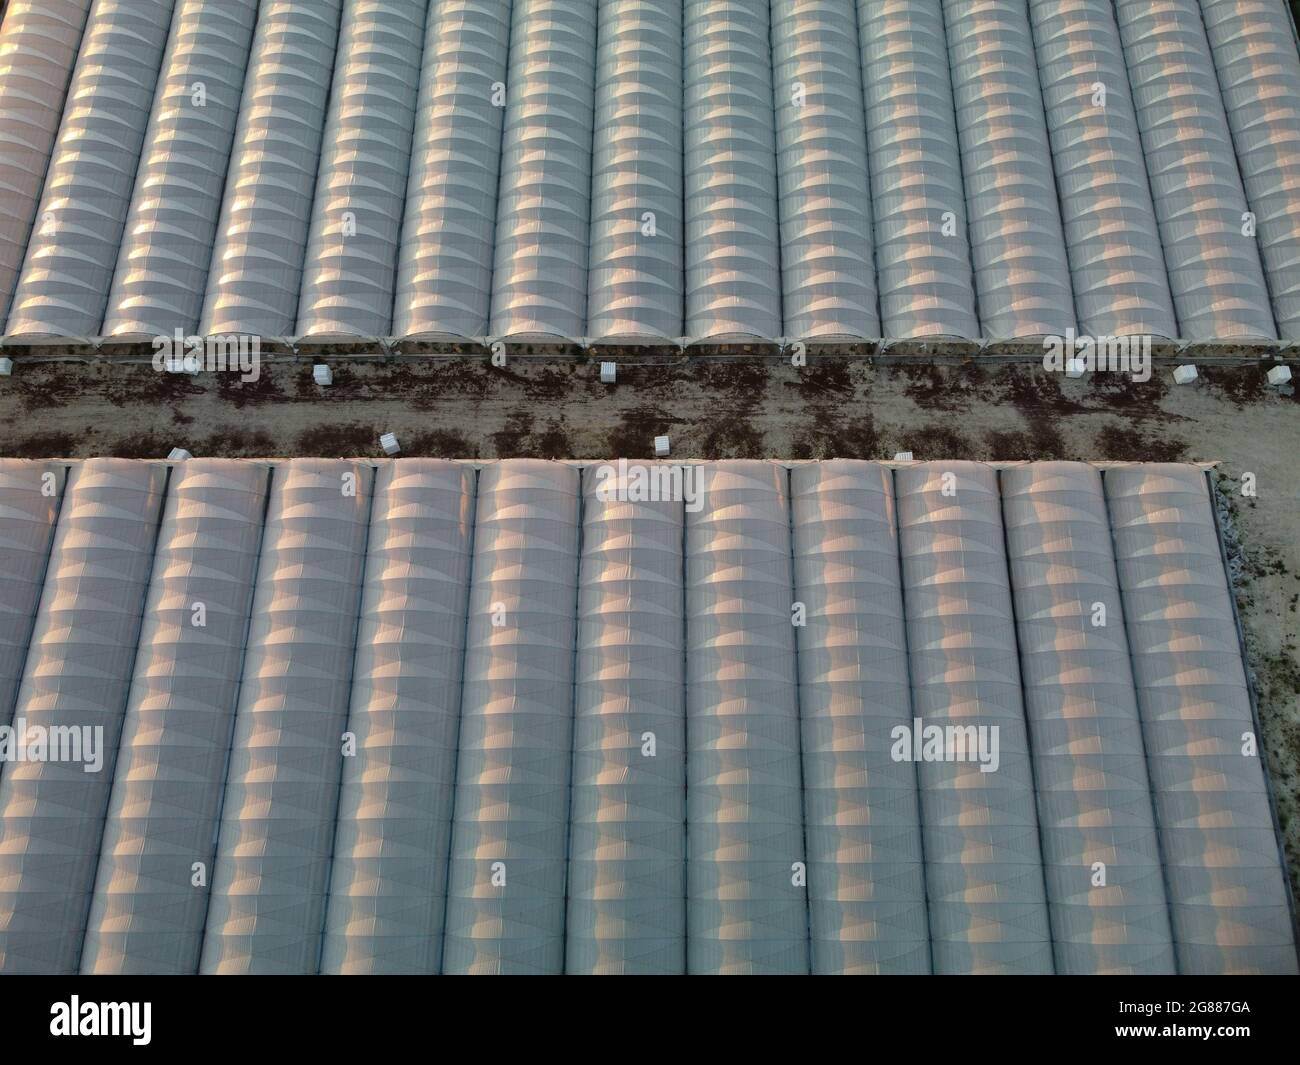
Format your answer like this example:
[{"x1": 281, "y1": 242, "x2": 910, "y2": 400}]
[
  {"x1": 1002, "y1": 462, "x2": 1175, "y2": 974},
  {"x1": 442, "y1": 460, "x2": 580, "y2": 973},
  {"x1": 1106, "y1": 464, "x2": 1298, "y2": 973},
  {"x1": 102, "y1": 0, "x2": 260, "y2": 338},
  {"x1": 1028, "y1": 0, "x2": 1178, "y2": 339},
  {"x1": 199, "y1": 459, "x2": 373, "y2": 974},
  {"x1": 567, "y1": 462, "x2": 686, "y2": 973},
  {"x1": 295, "y1": 0, "x2": 430, "y2": 339},
  {"x1": 391, "y1": 0, "x2": 511, "y2": 342},
  {"x1": 5, "y1": 0, "x2": 177, "y2": 338},
  {"x1": 0, "y1": 461, "x2": 65, "y2": 727},
  {"x1": 3, "y1": 0, "x2": 1299, "y2": 343},
  {"x1": 585, "y1": 0, "x2": 684, "y2": 343},
  {"x1": 488, "y1": 0, "x2": 598, "y2": 342},
  {"x1": 321, "y1": 460, "x2": 475, "y2": 973},
  {"x1": 896, "y1": 461, "x2": 1054, "y2": 974},
  {"x1": 686, "y1": 461, "x2": 808, "y2": 973},
  {"x1": 858, "y1": 0, "x2": 978, "y2": 341},
  {"x1": 1199, "y1": 0, "x2": 1300, "y2": 340},
  {"x1": 773, "y1": 0, "x2": 879, "y2": 341},
  {"x1": 0, "y1": 459, "x2": 167, "y2": 974},
  {"x1": 683, "y1": 0, "x2": 782, "y2": 342},
  {"x1": 81, "y1": 460, "x2": 270, "y2": 974},
  {"x1": 198, "y1": 1, "x2": 344, "y2": 338},
  {"x1": 1114, "y1": 0, "x2": 1277, "y2": 341},
  {"x1": 945, "y1": 0, "x2": 1075, "y2": 340},
  {"x1": 0, "y1": 0, "x2": 93, "y2": 327},
  {"x1": 791, "y1": 461, "x2": 929, "y2": 973},
  {"x1": 0, "y1": 459, "x2": 1293, "y2": 975}
]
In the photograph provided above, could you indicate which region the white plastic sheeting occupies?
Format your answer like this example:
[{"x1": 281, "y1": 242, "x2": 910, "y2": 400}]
[
  {"x1": 567, "y1": 462, "x2": 686, "y2": 973},
  {"x1": 1001, "y1": 463, "x2": 1175, "y2": 974},
  {"x1": 773, "y1": 0, "x2": 879, "y2": 341},
  {"x1": 1199, "y1": 0, "x2": 1300, "y2": 340},
  {"x1": 684, "y1": 0, "x2": 782, "y2": 342},
  {"x1": 0, "y1": 458, "x2": 1293, "y2": 974},
  {"x1": 4, "y1": 2, "x2": 1300, "y2": 347},
  {"x1": 488, "y1": 0, "x2": 597, "y2": 341},
  {"x1": 791, "y1": 461, "x2": 929, "y2": 974},
  {"x1": 1115, "y1": 0, "x2": 1277, "y2": 341},
  {"x1": 199, "y1": 1, "x2": 344, "y2": 338},
  {"x1": 0, "y1": 0, "x2": 93, "y2": 327},
  {"x1": 1028, "y1": 0, "x2": 1178, "y2": 339},
  {"x1": 321, "y1": 461, "x2": 475, "y2": 974},
  {"x1": 296, "y1": 0, "x2": 430, "y2": 339},
  {"x1": 81, "y1": 460, "x2": 270, "y2": 975},
  {"x1": 1106, "y1": 465, "x2": 1298, "y2": 974},
  {"x1": 200, "y1": 459, "x2": 373, "y2": 974},
  {"x1": 391, "y1": 0, "x2": 512, "y2": 341},
  {"x1": 856, "y1": 0, "x2": 977, "y2": 340},
  {"x1": 585, "y1": 0, "x2": 684, "y2": 342},
  {"x1": 944, "y1": 0, "x2": 1075, "y2": 340},
  {"x1": 0, "y1": 459, "x2": 167, "y2": 974},
  {"x1": 101, "y1": 0, "x2": 260, "y2": 338},
  {"x1": 5, "y1": 0, "x2": 178, "y2": 338},
  {"x1": 897, "y1": 462, "x2": 1054, "y2": 974},
  {"x1": 442, "y1": 461, "x2": 579, "y2": 973},
  {"x1": 0, "y1": 462, "x2": 64, "y2": 726},
  {"x1": 686, "y1": 462, "x2": 809, "y2": 973}
]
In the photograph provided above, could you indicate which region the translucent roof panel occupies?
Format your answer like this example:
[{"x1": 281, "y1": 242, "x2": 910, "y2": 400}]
[
  {"x1": 488, "y1": 0, "x2": 598, "y2": 342},
  {"x1": 0, "y1": 0, "x2": 93, "y2": 327},
  {"x1": 102, "y1": 0, "x2": 260, "y2": 338},
  {"x1": 0, "y1": 459, "x2": 168, "y2": 974},
  {"x1": 198, "y1": 1, "x2": 344, "y2": 339},
  {"x1": 896, "y1": 461, "x2": 1054, "y2": 974},
  {"x1": 321, "y1": 460, "x2": 475, "y2": 974},
  {"x1": 567, "y1": 461, "x2": 686, "y2": 973},
  {"x1": 442, "y1": 460, "x2": 580, "y2": 974},
  {"x1": 1198, "y1": 0, "x2": 1300, "y2": 340},
  {"x1": 1114, "y1": 0, "x2": 1277, "y2": 341},
  {"x1": 1028, "y1": 0, "x2": 1177, "y2": 339},
  {"x1": 0, "y1": 458, "x2": 1292, "y2": 975},
  {"x1": 3, "y1": 0, "x2": 1299, "y2": 344},
  {"x1": 585, "y1": 0, "x2": 684, "y2": 343},
  {"x1": 791, "y1": 460, "x2": 929, "y2": 973},
  {"x1": 1106, "y1": 464, "x2": 1298, "y2": 974},
  {"x1": 5, "y1": 0, "x2": 177, "y2": 339},
  {"x1": 199, "y1": 459, "x2": 373, "y2": 974},
  {"x1": 295, "y1": 0, "x2": 430, "y2": 340},
  {"x1": 1001, "y1": 462, "x2": 1175, "y2": 974},
  {"x1": 686, "y1": 461, "x2": 808, "y2": 973},
  {"x1": 81, "y1": 460, "x2": 270, "y2": 975}
]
